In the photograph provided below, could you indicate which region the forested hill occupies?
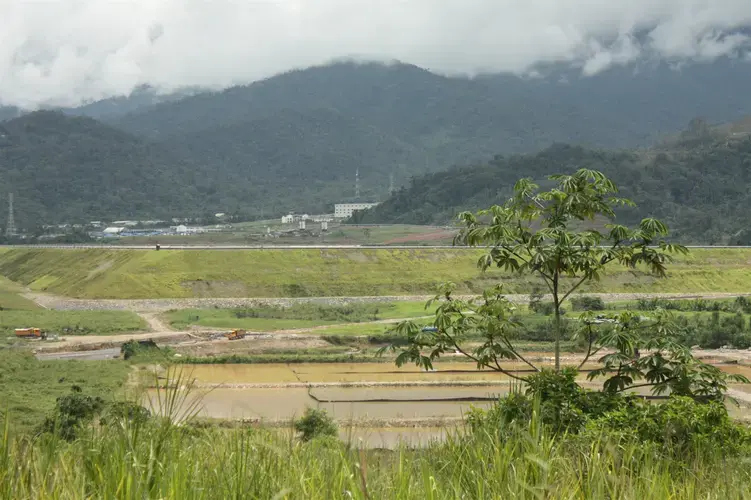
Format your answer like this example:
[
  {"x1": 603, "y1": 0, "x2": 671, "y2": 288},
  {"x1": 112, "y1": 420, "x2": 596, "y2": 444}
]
[
  {"x1": 355, "y1": 135, "x2": 751, "y2": 244},
  {"x1": 0, "y1": 110, "x2": 421, "y2": 227},
  {"x1": 0, "y1": 111, "x2": 227, "y2": 227}
]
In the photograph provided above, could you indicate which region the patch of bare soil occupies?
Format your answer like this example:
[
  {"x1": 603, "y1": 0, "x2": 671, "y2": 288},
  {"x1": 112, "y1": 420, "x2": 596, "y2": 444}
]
[
  {"x1": 138, "y1": 312, "x2": 173, "y2": 333},
  {"x1": 86, "y1": 260, "x2": 114, "y2": 280},
  {"x1": 173, "y1": 335, "x2": 329, "y2": 357}
]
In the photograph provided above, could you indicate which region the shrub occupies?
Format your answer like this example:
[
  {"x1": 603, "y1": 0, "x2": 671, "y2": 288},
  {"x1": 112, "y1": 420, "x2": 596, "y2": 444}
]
[
  {"x1": 469, "y1": 369, "x2": 632, "y2": 435},
  {"x1": 586, "y1": 396, "x2": 751, "y2": 455},
  {"x1": 532, "y1": 301, "x2": 556, "y2": 316},
  {"x1": 570, "y1": 296, "x2": 605, "y2": 311},
  {"x1": 528, "y1": 288, "x2": 544, "y2": 313},
  {"x1": 735, "y1": 296, "x2": 751, "y2": 314},
  {"x1": 100, "y1": 402, "x2": 151, "y2": 426},
  {"x1": 466, "y1": 392, "x2": 533, "y2": 431},
  {"x1": 293, "y1": 408, "x2": 338, "y2": 442},
  {"x1": 39, "y1": 386, "x2": 106, "y2": 441},
  {"x1": 121, "y1": 339, "x2": 161, "y2": 361},
  {"x1": 514, "y1": 318, "x2": 574, "y2": 342}
]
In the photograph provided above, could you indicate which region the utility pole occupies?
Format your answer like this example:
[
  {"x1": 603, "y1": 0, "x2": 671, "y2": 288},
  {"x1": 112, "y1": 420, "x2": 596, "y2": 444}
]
[
  {"x1": 355, "y1": 168, "x2": 360, "y2": 199},
  {"x1": 5, "y1": 193, "x2": 16, "y2": 237}
]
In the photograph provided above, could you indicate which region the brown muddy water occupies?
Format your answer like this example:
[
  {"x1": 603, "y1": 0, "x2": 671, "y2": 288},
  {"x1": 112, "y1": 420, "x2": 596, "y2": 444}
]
[
  {"x1": 146, "y1": 386, "x2": 500, "y2": 421},
  {"x1": 145, "y1": 361, "x2": 751, "y2": 447}
]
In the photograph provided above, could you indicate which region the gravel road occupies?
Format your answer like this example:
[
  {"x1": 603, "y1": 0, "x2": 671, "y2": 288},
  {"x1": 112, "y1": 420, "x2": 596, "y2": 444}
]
[{"x1": 24, "y1": 291, "x2": 751, "y2": 312}]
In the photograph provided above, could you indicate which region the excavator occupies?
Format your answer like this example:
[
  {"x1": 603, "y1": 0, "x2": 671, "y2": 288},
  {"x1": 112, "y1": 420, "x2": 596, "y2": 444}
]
[{"x1": 225, "y1": 329, "x2": 246, "y2": 341}]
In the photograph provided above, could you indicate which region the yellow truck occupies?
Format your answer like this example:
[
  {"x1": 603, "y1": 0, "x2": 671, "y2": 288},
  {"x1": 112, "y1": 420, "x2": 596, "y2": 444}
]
[
  {"x1": 15, "y1": 328, "x2": 46, "y2": 339},
  {"x1": 225, "y1": 329, "x2": 246, "y2": 341}
]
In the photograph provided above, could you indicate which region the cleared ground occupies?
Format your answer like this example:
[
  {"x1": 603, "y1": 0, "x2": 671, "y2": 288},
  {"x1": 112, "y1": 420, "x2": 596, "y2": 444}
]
[
  {"x1": 3, "y1": 247, "x2": 751, "y2": 299},
  {"x1": 114, "y1": 223, "x2": 458, "y2": 247}
]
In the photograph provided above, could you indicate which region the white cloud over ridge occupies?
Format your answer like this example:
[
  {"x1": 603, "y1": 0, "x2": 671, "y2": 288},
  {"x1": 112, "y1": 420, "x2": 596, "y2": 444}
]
[{"x1": 1, "y1": 0, "x2": 750, "y2": 108}]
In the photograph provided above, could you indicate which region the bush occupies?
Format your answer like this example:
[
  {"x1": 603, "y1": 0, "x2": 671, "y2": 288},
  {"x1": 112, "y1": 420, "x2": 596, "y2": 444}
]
[
  {"x1": 467, "y1": 392, "x2": 533, "y2": 431},
  {"x1": 531, "y1": 301, "x2": 556, "y2": 316},
  {"x1": 515, "y1": 318, "x2": 574, "y2": 342},
  {"x1": 469, "y1": 369, "x2": 632, "y2": 435},
  {"x1": 570, "y1": 296, "x2": 605, "y2": 311},
  {"x1": 39, "y1": 386, "x2": 106, "y2": 441},
  {"x1": 293, "y1": 408, "x2": 338, "y2": 442},
  {"x1": 121, "y1": 339, "x2": 162, "y2": 361},
  {"x1": 735, "y1": 296, "x2": 751, "y2": 313},
  {"x1": 586, "y1": 396, "x2": 751, "y2": 455},
  {"x1": 100, "y1": 402, "x2": 151, "y2": 426}
]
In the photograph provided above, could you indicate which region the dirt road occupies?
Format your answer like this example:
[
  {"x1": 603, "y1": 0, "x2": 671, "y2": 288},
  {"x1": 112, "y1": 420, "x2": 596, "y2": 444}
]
[
  {"x1": 36, "y1": 348, "x2": 122, "y2": 361},
  {"x1": 23, "y1": 291, "x2": 751, "y2": 312}
]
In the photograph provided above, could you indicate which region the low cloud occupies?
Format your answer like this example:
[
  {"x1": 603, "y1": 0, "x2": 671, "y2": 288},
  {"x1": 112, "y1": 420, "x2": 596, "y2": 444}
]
[{"x1": 1, "y1": 0, "x2": 750, "y2": 108}]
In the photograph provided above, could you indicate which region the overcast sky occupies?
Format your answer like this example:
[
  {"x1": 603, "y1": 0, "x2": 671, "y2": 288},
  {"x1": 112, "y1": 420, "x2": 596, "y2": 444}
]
[{"x1": 1, "y1": 0, "x2": 751, "y2": 108}]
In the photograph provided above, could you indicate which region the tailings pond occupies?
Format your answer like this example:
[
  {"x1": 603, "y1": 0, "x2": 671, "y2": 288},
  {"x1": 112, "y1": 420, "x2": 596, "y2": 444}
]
[{"x1": 145, "y1": 361, "x2": 751, "y2": 447}]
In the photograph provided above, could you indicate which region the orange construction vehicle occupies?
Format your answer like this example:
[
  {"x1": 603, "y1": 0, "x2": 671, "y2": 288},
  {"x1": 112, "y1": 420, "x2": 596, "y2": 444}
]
[
  {"x1": 225, "y1": 329, "x2": 246, "y2": 341},
  {"x1": 15, "y1": 328, "x2": 46, "y2": 339}
]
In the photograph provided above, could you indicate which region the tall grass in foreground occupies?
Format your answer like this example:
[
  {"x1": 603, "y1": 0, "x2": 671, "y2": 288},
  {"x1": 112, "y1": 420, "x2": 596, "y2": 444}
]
[{"x1": 2, "y1": 411, "x2": 751, "y2": 499}]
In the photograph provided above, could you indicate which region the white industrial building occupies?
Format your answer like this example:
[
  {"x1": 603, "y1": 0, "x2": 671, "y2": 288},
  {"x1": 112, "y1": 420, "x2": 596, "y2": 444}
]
[
  {"x1": 334, "y1": 203, "x2": 380, "y2": 219},
  {"x1": 281, "y1": 214, "x2": 294, "y2": 224}
]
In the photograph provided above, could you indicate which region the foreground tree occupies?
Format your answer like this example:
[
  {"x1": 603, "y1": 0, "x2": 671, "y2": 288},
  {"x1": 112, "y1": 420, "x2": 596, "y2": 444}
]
[{"x1": 383, "y1": 169, "x2": 748, "y2": 398}]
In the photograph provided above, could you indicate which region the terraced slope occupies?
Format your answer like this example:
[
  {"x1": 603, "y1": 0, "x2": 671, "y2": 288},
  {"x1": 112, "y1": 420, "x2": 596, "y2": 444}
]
[{"x1": 0, "y1": 248, "x2": 750, "y2": 299}]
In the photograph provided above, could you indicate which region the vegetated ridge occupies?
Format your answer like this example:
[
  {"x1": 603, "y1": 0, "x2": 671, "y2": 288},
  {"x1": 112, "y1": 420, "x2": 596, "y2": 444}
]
[
  {"x1": 358, "y1": 127, "x2": 751, "y2": 244},
  {"x1": 0, "y1": 111, "x2": 229, "y2": 227}
]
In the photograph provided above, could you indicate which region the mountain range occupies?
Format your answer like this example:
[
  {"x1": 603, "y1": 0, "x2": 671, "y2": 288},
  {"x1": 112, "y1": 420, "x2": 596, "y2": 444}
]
[{"x1": 1, "y1": 59, "x2": 751, "y2": 240}]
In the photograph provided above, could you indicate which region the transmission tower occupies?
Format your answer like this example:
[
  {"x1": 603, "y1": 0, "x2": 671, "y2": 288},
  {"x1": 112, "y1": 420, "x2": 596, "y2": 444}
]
[
  {"x1": 388, "y1": 173, "x2": 395, "y2": 195},
  {"x1": 355, "y1": 168, "x2": 360, "y2": 199},
  {"x1": 5, "y1": 193, "x2": 16, "y2": 237}
]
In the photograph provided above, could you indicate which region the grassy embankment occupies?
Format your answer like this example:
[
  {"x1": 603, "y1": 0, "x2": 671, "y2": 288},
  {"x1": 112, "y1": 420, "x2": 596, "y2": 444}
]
[
  {"x1": 2, "y1": 247, "x2": 751, "y2": 299},
  {"x1": 0, "y1": 310, "x2": 147, "y2": 337},
  {"x1": 0, "y1": 276, "x2": 146, "y2": 337},
  {"x1": 0, "y1": 276, "x2": 39, "y2": 310},
  {"x1": 0, "y1": 350, "x2": 130, "y2": 434}
]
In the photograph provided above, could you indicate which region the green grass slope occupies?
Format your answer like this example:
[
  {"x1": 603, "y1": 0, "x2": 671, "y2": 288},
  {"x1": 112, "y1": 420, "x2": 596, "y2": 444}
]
[
  {"x1": 0, "y1": 276, "x2": 40, "y2": 310},
  {"x1": 0, "y1": 351, "x2": 130, "y2": 434},
  {"x1": 1, "y1": 248, "x2": 751, "y2": 299}
]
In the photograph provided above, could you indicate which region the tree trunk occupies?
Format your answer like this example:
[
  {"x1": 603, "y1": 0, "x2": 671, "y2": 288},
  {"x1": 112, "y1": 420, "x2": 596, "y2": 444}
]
[
  {"x1": 553, "y1": 271, "x2": 561, "y2": 372},
  {"x1": 554, "y1": 297, "x2": 561, "y2": 372}
]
